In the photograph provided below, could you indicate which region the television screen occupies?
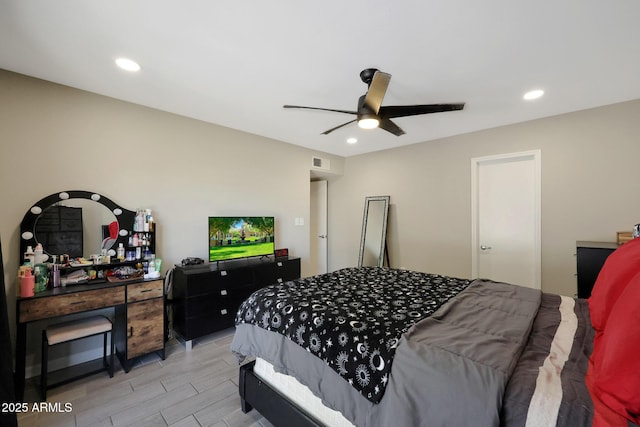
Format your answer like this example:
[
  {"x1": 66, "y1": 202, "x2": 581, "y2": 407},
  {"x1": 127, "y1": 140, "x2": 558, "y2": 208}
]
[{"x1": 208, "y1": 216, "x2": 275, "y2": 262}]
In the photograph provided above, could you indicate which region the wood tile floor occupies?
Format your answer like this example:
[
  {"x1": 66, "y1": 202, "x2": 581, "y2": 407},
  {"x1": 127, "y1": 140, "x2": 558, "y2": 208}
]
[{"x1": 17, "y1": 327, "x2": 273, "y2": 427}]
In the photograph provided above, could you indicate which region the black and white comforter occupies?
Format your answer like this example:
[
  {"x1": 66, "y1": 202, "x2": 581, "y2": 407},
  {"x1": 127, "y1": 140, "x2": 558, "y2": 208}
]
[
  {"x1": 234, "y1": 267, "x2": 471, "y2": 402},
  {"x1": 231, "y1": 268, "x2": 594, "y2": 427}
]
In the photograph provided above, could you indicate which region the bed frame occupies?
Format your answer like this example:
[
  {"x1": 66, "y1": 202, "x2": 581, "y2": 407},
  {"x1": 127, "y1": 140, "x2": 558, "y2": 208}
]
[{"x1": 239, "y1": 361, "x2": 323, "y2": 427}]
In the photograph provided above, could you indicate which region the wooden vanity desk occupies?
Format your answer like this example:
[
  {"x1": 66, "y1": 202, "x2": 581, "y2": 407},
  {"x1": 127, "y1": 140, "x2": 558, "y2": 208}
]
[
  {"x1": 15, "y1": 278, "x2": 165, "y2": 400},
  {"x1": 16, "y1": 190, "x2": 165, "y2": 400}
]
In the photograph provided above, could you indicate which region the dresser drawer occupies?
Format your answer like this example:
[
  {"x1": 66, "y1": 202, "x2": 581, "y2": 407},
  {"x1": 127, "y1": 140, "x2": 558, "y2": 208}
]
[
  {"x1": 183, "y1": 310, "x2": 235, "y2": 339},
  {"x1": 253, "y1": 259, "x2": 301, "y2": 286},
  {"x1": 127, "y1": 280, "x2": 163, "y2": 302},
  {"x1": 19, "y1": 286, "x2": 125, "y2": 322},
  {"x1": 182, "y1": 268, "x2": 253, "y2": 297}
]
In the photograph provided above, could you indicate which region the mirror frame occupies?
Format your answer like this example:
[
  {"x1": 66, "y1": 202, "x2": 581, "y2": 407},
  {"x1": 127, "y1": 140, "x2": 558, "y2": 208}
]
[
  {"x1": 358, "y1": 195, "x2": 390, "y2": 268},
  {"x1": 19, "y1": 190, "x2": 135, "y2": 263}
]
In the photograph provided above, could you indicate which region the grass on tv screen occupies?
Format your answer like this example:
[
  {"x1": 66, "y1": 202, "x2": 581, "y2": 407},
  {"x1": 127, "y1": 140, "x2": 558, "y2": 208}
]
[{"x1": 208, "y1": 216, "x2": 274, "y2": 262}]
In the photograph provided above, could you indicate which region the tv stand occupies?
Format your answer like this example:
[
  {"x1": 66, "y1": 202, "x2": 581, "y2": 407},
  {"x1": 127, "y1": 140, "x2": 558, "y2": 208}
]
[{"x1": 172, "y1": 256, "x2": 300, "y2": 349}]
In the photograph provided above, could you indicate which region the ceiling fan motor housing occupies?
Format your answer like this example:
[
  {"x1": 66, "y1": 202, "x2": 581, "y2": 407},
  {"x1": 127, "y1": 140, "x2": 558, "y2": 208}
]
[{"x1": 359, "y1": 68, "x2": 379, "y2": 86}]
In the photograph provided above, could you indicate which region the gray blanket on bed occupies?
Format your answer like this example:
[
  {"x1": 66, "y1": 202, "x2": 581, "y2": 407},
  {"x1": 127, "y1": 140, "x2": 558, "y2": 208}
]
[{"x1": 232, "y1": 278, "x2": 541, "y2": 427}]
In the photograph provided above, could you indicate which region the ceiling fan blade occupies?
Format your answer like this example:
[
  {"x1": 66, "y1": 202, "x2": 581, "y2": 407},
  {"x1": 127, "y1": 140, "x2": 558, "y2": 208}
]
[
  {"x1": 321, "y1": 119, "x2": 357, "y2": 135},
  {"x1": 283, "y1": 105, "x2": 357, "y2": 115},
  {"x1": 362, "y1": 71, "x2": 391, "y2": 114},
  {"x1": 379, "y1": 103, "x2": 465, "y2": 119},
  {"x1": 379, "y1": 118, "x2": 405, "y2": 136}
]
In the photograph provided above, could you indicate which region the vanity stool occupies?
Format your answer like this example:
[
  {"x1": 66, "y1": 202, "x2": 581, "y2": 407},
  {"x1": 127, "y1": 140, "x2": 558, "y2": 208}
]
[{"x1": 41, "y1": 315, "x2": 114, "y2": 400}]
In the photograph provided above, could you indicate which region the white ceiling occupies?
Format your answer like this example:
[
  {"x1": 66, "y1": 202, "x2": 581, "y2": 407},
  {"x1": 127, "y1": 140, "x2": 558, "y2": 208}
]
[{"x1": 2, "y1": 1, "x2": 640, "y2": 157}]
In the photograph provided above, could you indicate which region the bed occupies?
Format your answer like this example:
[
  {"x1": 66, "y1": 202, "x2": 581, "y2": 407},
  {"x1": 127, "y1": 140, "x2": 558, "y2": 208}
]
[{"x1": 231, "y1": 266, "x2": 600, "y2": 427}]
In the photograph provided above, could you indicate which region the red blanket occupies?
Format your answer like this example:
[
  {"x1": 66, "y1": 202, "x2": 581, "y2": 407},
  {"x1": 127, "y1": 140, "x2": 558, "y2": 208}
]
[{"x1": 588, "y1": 237, "x2": 640, "y2": 425}]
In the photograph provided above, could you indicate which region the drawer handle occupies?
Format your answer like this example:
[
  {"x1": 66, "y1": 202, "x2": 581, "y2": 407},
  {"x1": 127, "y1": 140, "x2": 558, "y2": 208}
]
[
  {"x1": 70, "y1": 301, "x2": 84, "y2": 305},
  {"x1": 128, "y1": 326, "x2": 133, "y2": 338},
  {"x1": 140, "y1": 289, "x2": 153, "y2": 293}
]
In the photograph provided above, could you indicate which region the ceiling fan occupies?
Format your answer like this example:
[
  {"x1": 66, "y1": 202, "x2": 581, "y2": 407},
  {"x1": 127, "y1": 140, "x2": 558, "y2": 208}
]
[{"x1": 283, "y1": 68, "x2": 465, "y2": 136}]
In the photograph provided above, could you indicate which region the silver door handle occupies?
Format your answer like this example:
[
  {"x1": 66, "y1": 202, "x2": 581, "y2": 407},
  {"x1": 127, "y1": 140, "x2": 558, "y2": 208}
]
[
  {"x1": 480, "y1": 245, "x2": 492, "y2": 250},
  {"x1": 318, "y1": 235, "x2": 327, "y2": 239}
]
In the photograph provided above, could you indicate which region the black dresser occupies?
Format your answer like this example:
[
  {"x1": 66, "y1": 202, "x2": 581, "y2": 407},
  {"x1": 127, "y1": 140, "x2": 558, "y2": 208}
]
[
  {"x1": 576, "y1": 241, "x2": 619, "y2": 298},
  {"x1": 171, "y1": 257, "x2": 301, "y2": 348}
]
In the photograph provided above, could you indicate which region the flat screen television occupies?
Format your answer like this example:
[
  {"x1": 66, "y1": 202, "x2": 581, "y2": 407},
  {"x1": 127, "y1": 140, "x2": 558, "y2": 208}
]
[{"x1": 208, "y1": 216, "x2": 275, "y2": 262}]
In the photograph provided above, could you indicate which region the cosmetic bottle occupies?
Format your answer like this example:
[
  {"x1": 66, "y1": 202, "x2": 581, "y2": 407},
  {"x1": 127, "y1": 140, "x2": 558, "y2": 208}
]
[
  {"x1": 136, "y1": 210, "x2": 144, "y2": 233},
  {"x1": 117, "y1": 243, "x2": 125, "y2": 261},
  {"x1": 51, "y1": 263, "x2": 61, "y2": 288},
  {"x1": 20, "y1": 267, "x2": 35, "y2": 297},
  {"x1": 24, "y1": 245, "x2": 35, "y2": 267},
  {"x1": 34, "y1": 264, "x2": 48, "y2": 293},
  {"x1": 34, "y1": 243, "x2": 47, "y2": 264}
]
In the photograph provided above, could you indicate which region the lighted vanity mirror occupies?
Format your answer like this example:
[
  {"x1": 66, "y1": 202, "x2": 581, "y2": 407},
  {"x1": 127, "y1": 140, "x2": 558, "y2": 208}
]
[{"x1": 20, "y1": 191, "x2": 135, "y2": 262}]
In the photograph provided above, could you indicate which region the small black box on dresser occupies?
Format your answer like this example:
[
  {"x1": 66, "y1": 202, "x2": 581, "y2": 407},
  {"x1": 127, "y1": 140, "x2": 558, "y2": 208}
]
[
  {"x1": 576, "y1": 241, "x2": 618, "y2": 298},
  {"x1": 171, "y1": 257, "x2": 301, "y2": 346}
]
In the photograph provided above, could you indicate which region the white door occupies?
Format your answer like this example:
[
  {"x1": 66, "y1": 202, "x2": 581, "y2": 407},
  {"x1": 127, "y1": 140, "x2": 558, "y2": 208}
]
[
  {"x1": 310, "y1": 180, "x2": 328, "y2": 275},
  {"x1": 471, "y1": 151, "x2": 541, "y2": 289}
]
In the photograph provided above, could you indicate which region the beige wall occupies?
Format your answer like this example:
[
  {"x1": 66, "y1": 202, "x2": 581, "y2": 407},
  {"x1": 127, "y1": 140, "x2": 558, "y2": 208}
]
[
  {"x1": 0, "y1": 69, "x2": 344, "y2": 371},
  {"x1": 328, "y1": 98, "x2": 640, "y2": 297},
  {"x1": 3, "y1": 67, "x2": 640, "y2": 373}
]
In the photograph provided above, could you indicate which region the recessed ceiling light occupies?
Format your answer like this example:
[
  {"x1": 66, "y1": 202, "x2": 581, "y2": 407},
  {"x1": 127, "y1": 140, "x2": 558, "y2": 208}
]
[
  {"x1": 115, "y1": 57, "x2": 141, "y2": 72},
  {"x1": 523, "y1": 89, "x2": 544, "y2": 100},
  {"x1": 347, "y1": 137, "x2": 358, "y2": 144}
]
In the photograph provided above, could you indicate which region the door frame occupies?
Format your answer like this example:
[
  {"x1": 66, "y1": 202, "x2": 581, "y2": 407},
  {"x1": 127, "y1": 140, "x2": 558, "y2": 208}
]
[{"x1": 470, "y1": 150, "x2": 541, "y2": 288}]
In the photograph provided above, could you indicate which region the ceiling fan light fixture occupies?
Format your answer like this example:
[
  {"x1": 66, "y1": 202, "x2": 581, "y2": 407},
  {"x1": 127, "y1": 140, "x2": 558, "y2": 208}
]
[
  {"x1": 358, "y1": 114, "x2": 379, "y2": 129},
  {"x1": 284, "y1": 68, "x2": 465, "y2": 137}
]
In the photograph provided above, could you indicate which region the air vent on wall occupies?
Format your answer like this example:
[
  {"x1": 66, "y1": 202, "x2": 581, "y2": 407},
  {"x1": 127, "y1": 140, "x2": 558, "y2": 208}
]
[{"x1": 312, "y1": 156, "x2": 330, "y2": 170}]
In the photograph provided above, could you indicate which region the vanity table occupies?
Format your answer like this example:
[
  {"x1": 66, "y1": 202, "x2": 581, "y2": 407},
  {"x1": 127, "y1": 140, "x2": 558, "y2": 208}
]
[
  {"x1": 15, "y1": 191, "x2": 165, "y2": 400},
  {"x1": 15, "y1": 278, "x2": 165, "y2": 399}
]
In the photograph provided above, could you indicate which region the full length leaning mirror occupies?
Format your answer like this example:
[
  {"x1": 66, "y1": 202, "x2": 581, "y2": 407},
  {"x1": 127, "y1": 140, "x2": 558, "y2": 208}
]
[{"x1": 358, "y1": 196, "x2": 390, "y2": 267}]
